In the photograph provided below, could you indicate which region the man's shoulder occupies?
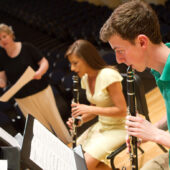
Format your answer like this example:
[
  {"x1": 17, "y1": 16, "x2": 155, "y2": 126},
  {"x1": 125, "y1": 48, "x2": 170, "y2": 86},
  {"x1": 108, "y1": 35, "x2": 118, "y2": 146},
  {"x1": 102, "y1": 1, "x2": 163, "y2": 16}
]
[{"x1": 165, "y1": 42, "x2": 170, "y2": 48}]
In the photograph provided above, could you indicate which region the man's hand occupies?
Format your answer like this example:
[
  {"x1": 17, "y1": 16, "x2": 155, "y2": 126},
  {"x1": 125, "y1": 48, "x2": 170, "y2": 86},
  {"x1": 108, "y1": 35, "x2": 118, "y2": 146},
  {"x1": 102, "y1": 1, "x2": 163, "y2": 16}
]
[{"x1": 125, "y1": 115, "x2": 160, "y2": 142}]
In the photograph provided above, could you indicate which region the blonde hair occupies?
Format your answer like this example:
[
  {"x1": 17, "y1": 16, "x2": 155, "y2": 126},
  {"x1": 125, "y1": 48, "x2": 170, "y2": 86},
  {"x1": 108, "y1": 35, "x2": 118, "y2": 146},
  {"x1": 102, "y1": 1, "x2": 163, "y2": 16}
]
[{"x1": 0, "y1": 23, "x2": 15, "y2": 40}]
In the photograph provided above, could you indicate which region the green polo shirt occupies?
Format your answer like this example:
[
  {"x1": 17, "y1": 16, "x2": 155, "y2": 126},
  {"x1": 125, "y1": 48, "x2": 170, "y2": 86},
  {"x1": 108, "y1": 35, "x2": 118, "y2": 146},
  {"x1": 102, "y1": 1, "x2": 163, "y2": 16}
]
[{"x1": 151, "y1": 42, "x2": 170, "y2": 166}]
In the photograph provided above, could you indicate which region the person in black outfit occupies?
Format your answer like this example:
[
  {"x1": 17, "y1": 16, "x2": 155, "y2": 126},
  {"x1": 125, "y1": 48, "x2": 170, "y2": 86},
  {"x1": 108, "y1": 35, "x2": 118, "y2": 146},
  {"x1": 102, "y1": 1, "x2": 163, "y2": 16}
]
[{"x1": 0, "y1": 23, "x2": 71, "y2": 144}]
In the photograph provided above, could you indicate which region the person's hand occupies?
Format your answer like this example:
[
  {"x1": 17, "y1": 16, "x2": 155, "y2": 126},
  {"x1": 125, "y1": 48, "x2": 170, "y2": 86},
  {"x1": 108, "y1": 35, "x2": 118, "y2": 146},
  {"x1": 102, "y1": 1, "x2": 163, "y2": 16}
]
[
  {"x1": 71, "y1": 103, "x2": 92, "y2": 117},
  {"x1": 66, "y1": 117, "x2": 74, "y2": 130},
  {"x1": 125, "y1": 134, "x2": 145, "y2": 153},
  {"x1": 125, "y1": 115, "x2": 159, "y2": 142},
  {"x1": 33, "y1": 71, "x2": 42, "y2": 80},
  {"x1": 66, "y1": 117, "x2": 83, "y2": 132},
  {"x1": 0, "y1": 78, "x2": 6, "y2": 88},
  {"x1": 126, "y1": 135, "x2": 131, "y2": 153}
]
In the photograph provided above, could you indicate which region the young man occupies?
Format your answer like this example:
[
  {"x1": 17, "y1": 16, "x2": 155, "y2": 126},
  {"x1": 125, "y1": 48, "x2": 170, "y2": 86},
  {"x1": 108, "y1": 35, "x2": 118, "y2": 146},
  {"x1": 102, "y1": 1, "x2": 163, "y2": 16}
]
[{"x1": 100, "y1": 0, "x2": 170, "y2": 169}]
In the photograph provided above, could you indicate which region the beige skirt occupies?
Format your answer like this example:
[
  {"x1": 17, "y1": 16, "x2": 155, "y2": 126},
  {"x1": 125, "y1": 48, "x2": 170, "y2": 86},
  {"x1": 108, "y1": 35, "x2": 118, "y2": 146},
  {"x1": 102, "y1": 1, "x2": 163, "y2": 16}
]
[
  {"x1": 77, "y1": 121, "x2": 126, "y2": 167},
  {"x1": 15, "y1": 85, "x2": 72, "y2": 144}
]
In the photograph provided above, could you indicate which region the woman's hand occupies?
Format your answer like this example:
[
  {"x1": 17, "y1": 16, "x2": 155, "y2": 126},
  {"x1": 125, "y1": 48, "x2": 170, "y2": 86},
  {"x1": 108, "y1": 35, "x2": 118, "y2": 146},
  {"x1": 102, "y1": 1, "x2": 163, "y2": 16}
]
[
  {"x1": 0, "y1": 78, "x2": 6, "y2": 88},
  {"x1": 66, "y1": 117, "x2": 83, "y2": 131},
  {"x1": 33, "y1": 71, "x2": 42, "y2": 80},
  {"x1": 71, "y1": 103, "x2": 93, "y2": 117},
  {"x1": 0, "y1": 71, "x2": 7, "y2": 88},
  {"x1": 33, "y1": 57, "x2": 49, "y2": 80},
  {"x1": 66, "y1": 117, "x2": 74, "y2": 130}
]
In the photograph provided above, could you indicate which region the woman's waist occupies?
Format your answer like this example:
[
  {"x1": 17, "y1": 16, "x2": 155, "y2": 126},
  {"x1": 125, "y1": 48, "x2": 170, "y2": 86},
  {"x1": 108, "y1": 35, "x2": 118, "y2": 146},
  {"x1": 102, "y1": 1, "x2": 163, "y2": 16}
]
[{"x1": 98, "y1": 116, "x2": 125, "y2": 125}]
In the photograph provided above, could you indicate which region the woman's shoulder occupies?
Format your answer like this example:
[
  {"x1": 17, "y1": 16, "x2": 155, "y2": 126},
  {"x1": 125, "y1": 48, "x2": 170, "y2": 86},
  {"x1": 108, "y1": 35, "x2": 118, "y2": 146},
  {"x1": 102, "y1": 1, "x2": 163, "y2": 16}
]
[
  {"x1": 21, "y1": 42, "x2": 40, "y2": 54},
  {"x1": 22, "y1": 42, "x2": 34, "y2": 48},
  {"x1": 98, "y1": 67, "x2": 123, "y2": 86},
  {"x1": 99, "y1": 67, "x2": 120, "y2": 77}
]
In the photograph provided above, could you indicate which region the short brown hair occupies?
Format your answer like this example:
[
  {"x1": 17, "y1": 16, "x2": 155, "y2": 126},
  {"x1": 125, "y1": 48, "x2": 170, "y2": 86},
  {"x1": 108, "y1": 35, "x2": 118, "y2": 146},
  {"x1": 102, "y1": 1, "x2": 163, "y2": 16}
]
[{"x1": 100, "y1": 0, "x2": 162, "y2": 44}]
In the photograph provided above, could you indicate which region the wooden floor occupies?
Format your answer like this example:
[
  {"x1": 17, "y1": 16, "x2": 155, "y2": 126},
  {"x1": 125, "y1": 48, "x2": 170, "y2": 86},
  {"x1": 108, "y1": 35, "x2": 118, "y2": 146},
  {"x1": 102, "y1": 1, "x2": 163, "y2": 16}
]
[{"x1": 114, "y1": 87, "x2": 168, "y2": 169}]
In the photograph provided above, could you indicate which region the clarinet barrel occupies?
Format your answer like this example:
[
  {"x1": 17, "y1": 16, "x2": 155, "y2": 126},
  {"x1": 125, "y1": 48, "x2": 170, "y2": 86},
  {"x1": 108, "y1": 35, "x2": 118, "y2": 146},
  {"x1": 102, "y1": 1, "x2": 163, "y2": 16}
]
[
  {"x1": 72, "y1": 75, "x2": 80, "y2": 125},
  {"x1": 72, "y1": 75, "x2": 80, "y2": 148},
  {"x1": 72, "y1": 75, "x2": 79, "y2": 104},
  {"x1": 127, "y1": 66, "x2": 138, "y2": 170}
]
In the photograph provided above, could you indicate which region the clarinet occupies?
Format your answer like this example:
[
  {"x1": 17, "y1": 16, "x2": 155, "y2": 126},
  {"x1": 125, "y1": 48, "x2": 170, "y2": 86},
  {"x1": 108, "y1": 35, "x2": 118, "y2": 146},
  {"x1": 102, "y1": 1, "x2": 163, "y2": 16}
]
[
  {"x1": 72, "y1": 75, "x2": 81, "y2": 148},
  {"x1": 127, "y1": 66, "x2": 138, "y2": 170}
]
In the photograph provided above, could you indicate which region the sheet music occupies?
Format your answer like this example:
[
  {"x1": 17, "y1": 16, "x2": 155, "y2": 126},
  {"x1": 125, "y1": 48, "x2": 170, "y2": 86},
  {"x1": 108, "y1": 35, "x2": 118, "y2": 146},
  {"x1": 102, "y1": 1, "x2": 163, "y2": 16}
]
[
  {"x1": 30, "y1": 119, "x2": 77, "y2": 170},
  {"x1": 0, "y1": 127, "x2": 21, "y2": 149},
  {"x1": 0, "y1": 66, "x2": 35, "y2": 102},
  {"x1": 0, "y1": 160, "x2": 7, "y2": 170},
  {"x1": 73, "y1": 145, "x2": 84, "y2": 159}
]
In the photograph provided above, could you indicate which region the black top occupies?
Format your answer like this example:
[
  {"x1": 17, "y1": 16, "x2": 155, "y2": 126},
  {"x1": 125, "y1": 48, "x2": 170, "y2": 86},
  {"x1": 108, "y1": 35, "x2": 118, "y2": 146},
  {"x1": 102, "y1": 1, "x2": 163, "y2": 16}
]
[{"x1": 0, "y1": 42, "x2": 48, "y2": 98}]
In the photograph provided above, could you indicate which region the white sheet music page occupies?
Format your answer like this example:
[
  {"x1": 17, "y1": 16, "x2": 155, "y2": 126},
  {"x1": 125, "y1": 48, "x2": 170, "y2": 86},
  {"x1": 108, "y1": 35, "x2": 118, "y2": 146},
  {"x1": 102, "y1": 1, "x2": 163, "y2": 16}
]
[
  {"x1": 0, "y1": 160, "x2": 7, "y2": 170},
  {"x1": 30, "y1": 119, "x2": 77, "y2": 170},
  {"x1": 0, "y1": 127, "x2": 21, "y2": 149}
]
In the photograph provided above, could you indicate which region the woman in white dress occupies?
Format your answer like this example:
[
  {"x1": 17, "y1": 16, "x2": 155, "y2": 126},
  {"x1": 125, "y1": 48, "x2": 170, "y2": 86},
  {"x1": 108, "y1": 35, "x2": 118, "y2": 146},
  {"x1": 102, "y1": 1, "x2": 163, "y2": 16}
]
[{"x1": 66, "y1": 39, "x2": 127, "y2": 170}]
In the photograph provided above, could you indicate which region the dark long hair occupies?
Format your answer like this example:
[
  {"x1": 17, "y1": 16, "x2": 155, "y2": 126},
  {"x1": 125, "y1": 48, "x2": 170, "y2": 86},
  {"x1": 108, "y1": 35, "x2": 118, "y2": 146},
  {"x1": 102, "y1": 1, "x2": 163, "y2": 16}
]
[{"x1": 65, "y1": 39, "x2": 111, "y2": 70}]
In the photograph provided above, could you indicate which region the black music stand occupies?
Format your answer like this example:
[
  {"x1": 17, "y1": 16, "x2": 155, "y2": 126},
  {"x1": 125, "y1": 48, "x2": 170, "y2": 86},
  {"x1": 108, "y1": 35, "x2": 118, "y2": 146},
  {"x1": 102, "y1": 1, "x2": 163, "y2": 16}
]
[
  {"x1": 21, "y1": 114, "x2": 87, "y2": 170},
  {"x1": 0, "y1": 146, "x2": 20, "y2": 170}
]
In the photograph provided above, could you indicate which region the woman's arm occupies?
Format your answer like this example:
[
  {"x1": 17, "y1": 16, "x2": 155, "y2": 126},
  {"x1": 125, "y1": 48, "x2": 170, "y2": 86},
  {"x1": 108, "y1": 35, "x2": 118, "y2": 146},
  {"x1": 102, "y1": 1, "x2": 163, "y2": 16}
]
[
  {"x1": 0, "y1": 71, "x2": 7, "y2": 88},
  {"x1": 33, "y1": 57, "x2": 49, "y2": 80},
  {"x1": 72, "y1": 82, "x2": 127, "y2": 117},
  {"x1": 81, "y1": 113, "x2": 97, "y2": 124}
]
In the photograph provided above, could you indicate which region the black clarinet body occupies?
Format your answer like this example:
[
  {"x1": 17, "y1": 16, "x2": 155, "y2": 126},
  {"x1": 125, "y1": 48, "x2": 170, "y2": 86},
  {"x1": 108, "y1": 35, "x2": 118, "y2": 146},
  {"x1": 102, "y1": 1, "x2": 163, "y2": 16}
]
[
  {"x1": 127, "y1": 66, "x2": 138, "y2": 170},
  {"x1": 72, "y1": 75, "x2": 80, "y2": 148}
]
